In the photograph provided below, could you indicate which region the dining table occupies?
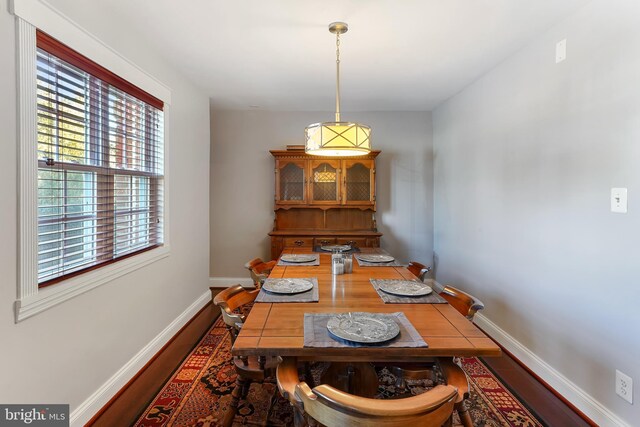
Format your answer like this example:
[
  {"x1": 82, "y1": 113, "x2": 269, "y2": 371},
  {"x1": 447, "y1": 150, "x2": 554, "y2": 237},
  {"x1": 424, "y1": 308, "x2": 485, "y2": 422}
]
[{"x1": 232, "y1": 247, "x2": 501, "y2": 363}]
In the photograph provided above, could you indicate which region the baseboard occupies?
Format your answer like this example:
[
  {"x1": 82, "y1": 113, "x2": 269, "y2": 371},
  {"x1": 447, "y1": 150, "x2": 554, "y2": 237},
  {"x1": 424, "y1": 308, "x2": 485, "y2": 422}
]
[
  {"x1": 209, "y1": 277, "x2": 254, "y2": 288},
  {"x1": 474, "y1": 313, "x2": 630, "y2": 427},
  {"x1": 69, "y1": 290, "x2": 211, "y2": 426}
]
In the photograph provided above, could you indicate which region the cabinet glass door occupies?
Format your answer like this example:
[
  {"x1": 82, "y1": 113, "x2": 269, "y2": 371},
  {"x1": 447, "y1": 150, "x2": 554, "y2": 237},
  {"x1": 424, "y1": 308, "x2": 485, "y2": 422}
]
[
  {"x1": 310, "y1": 160, "x2": 341, "y2": 204},
  {"x1": 276, "y1": 160, "x2": 306, "y2": 203},
  {"x1": 343, "y1": 160, "x2": 374, "y2": 205}
]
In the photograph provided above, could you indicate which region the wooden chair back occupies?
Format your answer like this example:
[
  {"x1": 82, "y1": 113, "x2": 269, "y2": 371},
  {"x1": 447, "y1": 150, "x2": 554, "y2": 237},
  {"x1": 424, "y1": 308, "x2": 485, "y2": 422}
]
[
  {"x1": 277, "y1": 357, "x2": 457, "y2": 427},
  {"x1": 245, "y1": 258, "x2": 276, "y2": 288},
  {"x1": 439, "y1": 285, "x2": 484, "y2": 321},
  {"x1": 212, "y1": 285, "x2": 259, "y2": 342},
  {"x1": 407, "y1": 261, "x2": 432, "y2": 282}
]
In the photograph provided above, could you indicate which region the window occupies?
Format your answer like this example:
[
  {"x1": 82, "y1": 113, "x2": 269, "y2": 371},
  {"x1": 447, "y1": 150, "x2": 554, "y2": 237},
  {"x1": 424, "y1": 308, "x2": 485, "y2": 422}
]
[
  {"x1": 15, "y1": 9, "x2": 170, "y2": 321},
  {"x1": 35, "y1": 30, "x2": 164, "y2": 286}
]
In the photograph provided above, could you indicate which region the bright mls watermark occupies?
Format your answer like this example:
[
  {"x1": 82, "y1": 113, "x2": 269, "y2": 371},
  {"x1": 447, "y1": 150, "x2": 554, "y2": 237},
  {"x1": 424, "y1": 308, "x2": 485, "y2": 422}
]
[{"x1": 0, "y1": 405, "x2": 68, "y2": 426}]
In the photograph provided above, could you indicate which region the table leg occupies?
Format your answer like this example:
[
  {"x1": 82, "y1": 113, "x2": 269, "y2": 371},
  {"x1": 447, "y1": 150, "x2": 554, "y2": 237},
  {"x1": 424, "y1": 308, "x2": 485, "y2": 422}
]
[
  {"x1": 320, "y1": 362, "x2": 378, "y2": 397},
  {"x1": 223, "y1": 376, "x2": 249, "y2": 427}
]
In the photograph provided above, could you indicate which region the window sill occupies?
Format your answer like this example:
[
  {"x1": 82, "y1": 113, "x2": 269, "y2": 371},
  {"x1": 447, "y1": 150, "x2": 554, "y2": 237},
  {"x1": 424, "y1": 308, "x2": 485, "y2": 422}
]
[{"x1": 15, "y1": 245, "x2": 170, "y2": 322}]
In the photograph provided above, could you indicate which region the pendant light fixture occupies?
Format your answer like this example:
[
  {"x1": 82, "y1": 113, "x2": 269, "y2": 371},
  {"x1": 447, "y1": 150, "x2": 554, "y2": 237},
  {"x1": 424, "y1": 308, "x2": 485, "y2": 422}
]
[{"x1": 305, "y1": 22, "x2": 371, "y2": 156}]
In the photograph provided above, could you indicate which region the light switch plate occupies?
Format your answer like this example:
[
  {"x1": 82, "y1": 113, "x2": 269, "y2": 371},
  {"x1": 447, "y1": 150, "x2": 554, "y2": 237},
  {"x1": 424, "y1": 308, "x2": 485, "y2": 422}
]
[
  {"x1": 556, "y1": 39, "x2": 567, "y2": 63},
  {"x1": 611, "y1": 188, "x2": 628, "y2": 213}
]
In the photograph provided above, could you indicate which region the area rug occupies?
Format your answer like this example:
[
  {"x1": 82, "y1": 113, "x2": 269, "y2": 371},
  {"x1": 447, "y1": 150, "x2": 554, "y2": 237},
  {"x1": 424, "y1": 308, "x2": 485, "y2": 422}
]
[{"x1": 134, "y1": 316, "x2": 543, "y2": 427}]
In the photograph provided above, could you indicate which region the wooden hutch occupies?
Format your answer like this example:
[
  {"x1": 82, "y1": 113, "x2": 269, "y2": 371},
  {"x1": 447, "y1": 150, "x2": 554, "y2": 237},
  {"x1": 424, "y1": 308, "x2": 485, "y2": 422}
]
[{"x1": 269, "y1": 148, "x2": 382, "y2": 259}]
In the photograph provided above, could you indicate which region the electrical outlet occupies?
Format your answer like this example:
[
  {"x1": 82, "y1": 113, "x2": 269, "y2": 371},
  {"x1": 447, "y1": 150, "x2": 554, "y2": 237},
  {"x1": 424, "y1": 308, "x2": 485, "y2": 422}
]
[{"x1": 616, "y1": 369, "x2": 633, "y2": 404}]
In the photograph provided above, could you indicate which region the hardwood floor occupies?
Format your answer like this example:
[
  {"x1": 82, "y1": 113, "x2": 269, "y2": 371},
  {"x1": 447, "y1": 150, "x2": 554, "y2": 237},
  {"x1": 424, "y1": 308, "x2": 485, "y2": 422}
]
[
  {"x1": 87, "y1": 301, "x2": 220, "y2": 427},
  {"x1": 89, "y1": 294, "x2": 594, "y2": 427},
  {"x1": 481, "y1": 352, "x2": 596, "y2": 426}
]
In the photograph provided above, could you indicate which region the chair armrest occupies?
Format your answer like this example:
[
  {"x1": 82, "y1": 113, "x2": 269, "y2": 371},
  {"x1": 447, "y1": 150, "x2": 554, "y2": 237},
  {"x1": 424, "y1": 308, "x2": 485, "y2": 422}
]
[
  {"x1": 262, "y1": 260, "x2": 277, "y2": 272},
  {"x1": 213, "y1": 285, "x2": 258, "y2": 328},
  {"x1": 277, "y1": 357, "x2": 301, "y2": 404},
  {"x1": 437, "y1": 357, "x2": 470, "y2": 401},
  {"x1": 300, "y1": 383, "x2": 458, "y2": 417},
  {"x1": 418, "y1": 266, "x2": 432, "y2": 281},
  {"x1": 440, "y1": 285, "x2": 484, "y2": 320}
]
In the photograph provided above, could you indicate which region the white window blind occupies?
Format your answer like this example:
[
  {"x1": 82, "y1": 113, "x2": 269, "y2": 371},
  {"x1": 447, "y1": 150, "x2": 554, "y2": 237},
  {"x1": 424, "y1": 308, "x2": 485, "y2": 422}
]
[{"x1": 36, "y1": 38, "x2": 164, "y2": 286}]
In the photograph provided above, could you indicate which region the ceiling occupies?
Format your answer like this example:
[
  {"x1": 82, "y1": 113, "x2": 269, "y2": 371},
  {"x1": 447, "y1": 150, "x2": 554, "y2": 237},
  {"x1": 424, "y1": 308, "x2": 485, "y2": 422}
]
[{"x1": 100, "y1": 0, "x2": 589, "y2": 111}]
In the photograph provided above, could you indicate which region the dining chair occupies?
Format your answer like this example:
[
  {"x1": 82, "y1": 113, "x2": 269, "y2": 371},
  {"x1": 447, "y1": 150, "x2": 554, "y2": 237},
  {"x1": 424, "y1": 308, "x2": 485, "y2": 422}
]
[
  {"x1": 439, "y1": 285, "x2": 485, "y2": 321},
  {"x1": 277, "y1": 357, "x2": 458, "y2": 427},
  {"x1": 388, "y1": 284, "x2": 485, "y2": 427},
  {"x1": 212, "y1": 285, "x2": 281, "y2": 427},
  {"x1": 386, "y1": 358, "x2": 473, "y2": 427},
  {"x1": 244, "y1": 257, "x2": 277, "y2": 289},
  {"x1": 407, "y1": 261, "x2": 432, "y2": 282}
]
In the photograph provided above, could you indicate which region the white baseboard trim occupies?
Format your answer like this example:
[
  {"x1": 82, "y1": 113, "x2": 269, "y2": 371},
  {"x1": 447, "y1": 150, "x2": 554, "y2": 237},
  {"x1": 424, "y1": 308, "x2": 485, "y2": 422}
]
[
  {"x1": 209, "y1": 277, "x2": 254, "y2": 288},
  {"x1": 69, "y1": 290, "x2": 211, "y2": 426},
  {"x1": 474, "y1": 313, "x2": 630, "y2": 427}
]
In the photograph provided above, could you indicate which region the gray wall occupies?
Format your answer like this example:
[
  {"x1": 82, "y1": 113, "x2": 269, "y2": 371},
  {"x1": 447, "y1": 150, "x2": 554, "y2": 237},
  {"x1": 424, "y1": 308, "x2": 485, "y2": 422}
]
[
  {"x1": 210, "y1": 110, "x2": 433, "y2": 278},
  {"x1": 0, "y1": 0, "x2": 210, "y2": 413},
  {"x1": 433, "y1": 0, "x2": 639, "y2": 423}
]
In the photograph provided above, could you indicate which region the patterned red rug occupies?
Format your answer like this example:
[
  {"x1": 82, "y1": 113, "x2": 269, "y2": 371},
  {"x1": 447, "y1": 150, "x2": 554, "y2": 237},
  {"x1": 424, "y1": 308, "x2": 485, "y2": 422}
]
[{"x1": 134, "y1": 316, "x2": 543, "y2": 426}]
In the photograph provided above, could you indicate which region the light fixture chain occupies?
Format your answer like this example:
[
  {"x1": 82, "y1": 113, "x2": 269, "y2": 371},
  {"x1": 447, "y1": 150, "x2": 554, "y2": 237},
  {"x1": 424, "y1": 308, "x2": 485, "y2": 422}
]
[{"x1": 335, "y1": 31, "x2": 341, "y2": 122}]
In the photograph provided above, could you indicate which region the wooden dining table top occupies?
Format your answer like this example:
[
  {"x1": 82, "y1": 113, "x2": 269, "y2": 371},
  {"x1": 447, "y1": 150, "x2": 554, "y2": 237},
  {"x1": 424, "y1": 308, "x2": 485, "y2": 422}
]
[{"x1": 232, "y1": 248, "x2": 501, "y2": 361}]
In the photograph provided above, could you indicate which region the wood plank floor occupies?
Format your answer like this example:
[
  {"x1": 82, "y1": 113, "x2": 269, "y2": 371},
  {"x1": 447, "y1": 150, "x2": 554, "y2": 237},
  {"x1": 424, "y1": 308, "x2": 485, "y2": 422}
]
[
  {"x1": 481, "y1": 354, "x2": 595, "y2": 426},
  {"x1": 88, "y1": 294, "x2": 594, "y2": 427},
  {"x1": 87, "y1": 302, "x2": 220, "y2": 427}
]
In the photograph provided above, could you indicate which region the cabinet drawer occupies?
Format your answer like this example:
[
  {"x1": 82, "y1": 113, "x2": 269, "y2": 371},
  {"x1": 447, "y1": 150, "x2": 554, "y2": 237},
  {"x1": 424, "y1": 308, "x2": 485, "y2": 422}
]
[
  {"x1": 336, "y1": 237, "x2": 368, "y2": 248},
  {"x1": 314, "y1": 237, "x2": 337, "y2": 246},
  {"x1": 283, "y1": 237, "x2": 313, "y2": 248}
]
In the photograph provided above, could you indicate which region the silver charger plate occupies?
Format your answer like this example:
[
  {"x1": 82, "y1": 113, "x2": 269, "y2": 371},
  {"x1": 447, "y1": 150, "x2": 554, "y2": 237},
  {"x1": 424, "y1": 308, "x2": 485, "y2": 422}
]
[
  {"x1": 357, "y1": 254, "x2": 395, "y2": 263},
  {"x1": 320, "y1": 244, "x2": 351, "y2": 252},
  {"x1": 326, "y1": 312, "x2": 400, "y2": 344},
  {"x1": 378, "y1": 280, "x2": 433, "y2": 297},
  {"x1": 280, "y1": 254, "x2": 316, "y2": 263},
  {"x1": 262, "y1": 278, "x2": 314, "y2": 294}
]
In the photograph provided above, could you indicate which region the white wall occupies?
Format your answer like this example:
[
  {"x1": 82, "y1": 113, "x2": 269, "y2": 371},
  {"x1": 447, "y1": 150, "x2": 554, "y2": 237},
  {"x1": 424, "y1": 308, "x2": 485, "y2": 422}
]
[
  {"x1": 0, "y1": 0, "x2": 210, "y2": 420},
  {"x1": 210, "y1": 110, "x2": 432, "y2": 278},
  {"x1": 433, "y1": 0, "x2": 639, "y2": 424}
]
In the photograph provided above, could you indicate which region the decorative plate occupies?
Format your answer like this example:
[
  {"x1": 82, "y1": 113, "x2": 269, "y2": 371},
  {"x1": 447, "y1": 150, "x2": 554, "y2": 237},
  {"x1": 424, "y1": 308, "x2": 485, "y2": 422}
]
[
  {"x1": 378, "y1": 280, "x2": 433, "y2": 297},
  {"x1": 357, "y1": 254, "x2": 395, "y2": 263},
  {"x1": 280, "y1": 254, "x2": 316, "y2": 263},
  {"x1": 320, "y1": 244, "x2": 351, "y2": 252},
  {"x1": 326, "y1": 312, "x2": 400, "y2": 344},
  {"x1": 262, "y1": 278, "x2": 314, "y2": 294}
]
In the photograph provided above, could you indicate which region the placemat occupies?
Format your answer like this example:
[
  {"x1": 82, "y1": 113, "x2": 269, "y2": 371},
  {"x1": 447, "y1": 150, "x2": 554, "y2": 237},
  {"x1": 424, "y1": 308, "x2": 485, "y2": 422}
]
[
  {"x1": 304, "y1": 312, "x2": 427, "y2": 348},
  {"x1": 355, "y1": 255, "x2": 403, "y2": 267},
  {"x1": 256, "y1": 277, "x2": 319, "y2": 303},
  {"x1": 277, "y1": 254, "x2": 320, "y2": 266},
  {"x1": 313, "y1": 245, "x2": 361, "y2": 253},
  {"x1": 370, "y1": 279, "x2": 448, "y2": 304}
]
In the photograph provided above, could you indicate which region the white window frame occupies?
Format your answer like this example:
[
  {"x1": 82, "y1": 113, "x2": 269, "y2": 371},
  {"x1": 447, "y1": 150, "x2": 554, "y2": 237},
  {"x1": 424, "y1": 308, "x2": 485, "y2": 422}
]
[{"x1": 13, "y1": 0, "x2": 172, "y2": 322}]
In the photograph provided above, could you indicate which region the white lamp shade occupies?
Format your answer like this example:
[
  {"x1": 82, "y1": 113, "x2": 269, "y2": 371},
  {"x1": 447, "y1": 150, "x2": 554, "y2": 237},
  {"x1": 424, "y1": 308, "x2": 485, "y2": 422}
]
[{"x1": 305, "y1": 122, "x2": 371, "y2": 156}]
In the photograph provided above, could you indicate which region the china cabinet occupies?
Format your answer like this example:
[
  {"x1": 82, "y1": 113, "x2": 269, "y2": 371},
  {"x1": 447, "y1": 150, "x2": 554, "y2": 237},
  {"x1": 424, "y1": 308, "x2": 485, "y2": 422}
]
[{"x1": 269, "y1": 149, "x2": 381, "y2": 258}]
